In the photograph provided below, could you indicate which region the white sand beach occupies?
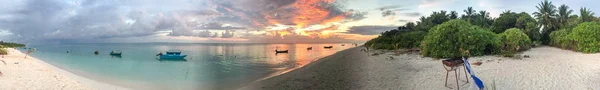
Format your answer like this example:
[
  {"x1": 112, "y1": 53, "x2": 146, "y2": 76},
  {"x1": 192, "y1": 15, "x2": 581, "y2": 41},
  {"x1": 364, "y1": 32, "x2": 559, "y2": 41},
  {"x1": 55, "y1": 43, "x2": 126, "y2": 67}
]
[
  {"x1": 240, "y1": 46, "x2": 600, "y2": 90},
  {"x1": 0, "y1": 48, "x2": 127, "y2": 90}
]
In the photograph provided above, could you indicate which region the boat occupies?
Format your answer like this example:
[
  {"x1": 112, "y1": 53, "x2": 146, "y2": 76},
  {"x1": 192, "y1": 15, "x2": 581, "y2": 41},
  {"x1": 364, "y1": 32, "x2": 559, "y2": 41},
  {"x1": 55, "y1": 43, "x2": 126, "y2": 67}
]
[
  {"x1": 94, "y1": 51, "x2": 99, "y2": 55},
  {"x1": 110, "y1": 50, "x2": 122, "y2": 56},
  {"x1": 275, "y1": 50, "x2": 289, "y2": 53},
  {"x1": 341, "y1": 44, "x2": 345, "y2": 46},
  {"x1": 158, "y1": 50, "x2": 187, "y2": 59},
  {"x1": 324, "y1": 46, "x2": 333, "y2": 49},
  {"x1": 307, "y1": 47, "x2": 313, "y2": 50}
]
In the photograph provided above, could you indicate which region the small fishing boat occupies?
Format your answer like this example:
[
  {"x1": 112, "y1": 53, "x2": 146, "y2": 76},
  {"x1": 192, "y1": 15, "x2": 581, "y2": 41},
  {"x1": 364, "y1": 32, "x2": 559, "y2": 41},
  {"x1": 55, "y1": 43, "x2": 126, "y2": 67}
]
[
  {"x1": 110, "y1": 50, "x2": 122, "y2": 56},
  {"x1": 324, "y1": 46, "x2": 333, "y2": 49},
  {"x1": 275, "y1": 50, "x2": 289, "y2": 53},
  {"x1": 307, "y1": 47, "x2": 313, "y2": 50},
  {"x1": 94, "y1": 51, "x2": 99, "y2": 55},
  {"x1": 158, "y1": 50, "x2": 187, "y2": 59}
]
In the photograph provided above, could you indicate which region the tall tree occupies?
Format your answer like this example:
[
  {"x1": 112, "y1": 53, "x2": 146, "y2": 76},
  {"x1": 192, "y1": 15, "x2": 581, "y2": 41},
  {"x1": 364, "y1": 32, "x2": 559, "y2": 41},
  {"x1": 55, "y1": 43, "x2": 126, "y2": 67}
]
[
  {"x1": 405, "y1": 22, "x2": 416, "y2": 30},
  {"x1": 580, "y1": 7, "x2": 595, "y2": 22},
  {"x1": 533, "y1": 0, "x2": 557, "y2": 44},
  {"x1": 557, "y1": 4, "x2": 573, "y2": 28},
  {"x1": 449, "y1": 11, "x2": 458, "y2": 19},
  {"x1": 491, "y1": 11, "x2": 519, "y2": 33},
  {"x1": 463, "y1": 7, "x2": 476, "y2": 23}
]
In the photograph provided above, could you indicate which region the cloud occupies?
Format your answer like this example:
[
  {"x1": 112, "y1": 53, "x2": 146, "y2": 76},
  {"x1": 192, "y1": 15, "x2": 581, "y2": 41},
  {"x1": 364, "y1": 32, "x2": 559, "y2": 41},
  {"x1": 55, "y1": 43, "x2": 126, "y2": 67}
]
[
  {"x1": 344, "y1": 25, "x2": 397, "y2": 35},
  {"x1": 400, "y1": 12, "x2": 422, "y2": 17},
  {"x1": 398, "y1": 19, "x2": 410, "y2": 22},
  {"x1": 0, "y1": 0, "x2": 369, "y2": 43},
  {"x1": 418, "y1": 0, "x2": 443, "y2": 8}
]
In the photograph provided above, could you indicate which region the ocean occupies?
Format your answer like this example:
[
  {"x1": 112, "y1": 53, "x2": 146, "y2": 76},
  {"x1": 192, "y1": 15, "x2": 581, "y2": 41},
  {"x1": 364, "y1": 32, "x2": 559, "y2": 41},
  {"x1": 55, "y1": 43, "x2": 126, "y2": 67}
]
[{"x1": 22, "y1": 43, "x2": 357, "y2": 89}]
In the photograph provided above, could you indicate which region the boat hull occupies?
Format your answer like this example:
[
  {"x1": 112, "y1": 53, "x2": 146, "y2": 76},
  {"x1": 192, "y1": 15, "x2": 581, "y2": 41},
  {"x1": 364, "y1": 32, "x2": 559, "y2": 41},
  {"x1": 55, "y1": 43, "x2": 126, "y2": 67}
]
[{"x1": 159, "y1": 55, "x2": 187, "y2": 59}]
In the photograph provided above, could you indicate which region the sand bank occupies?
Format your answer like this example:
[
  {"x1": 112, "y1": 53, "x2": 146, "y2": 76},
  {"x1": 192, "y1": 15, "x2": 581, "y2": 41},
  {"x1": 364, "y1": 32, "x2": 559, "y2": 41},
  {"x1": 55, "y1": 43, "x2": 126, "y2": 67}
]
[
  {"x1": 0, "y1": 48, "x2": 127, "y2": 90},
  {"x1": 240, "y1": 46, "x2": 600, "y2": 90}
]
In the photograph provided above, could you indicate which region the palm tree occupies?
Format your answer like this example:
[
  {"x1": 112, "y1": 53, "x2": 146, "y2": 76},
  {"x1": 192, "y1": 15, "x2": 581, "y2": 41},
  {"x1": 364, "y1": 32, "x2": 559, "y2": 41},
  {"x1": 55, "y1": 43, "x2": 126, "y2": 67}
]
[
  {"x1": 464, "y1": 7, "x2": 476, "y2": 23},
  {"x1": 533, "y1": 0, "x2": 557, "y2": 30},
  {"x1": 450, "y1": 11, "x2": 458, "y2": 19},
  {"x1": 533, "y1": 0, "x2": 557, "y2": 44},
  {"x1": 580, "y1": 7, "x2": 595, "y2": 22},
  {"x1": 557, "y1": 4, "x2": 573, "y2": 28}
]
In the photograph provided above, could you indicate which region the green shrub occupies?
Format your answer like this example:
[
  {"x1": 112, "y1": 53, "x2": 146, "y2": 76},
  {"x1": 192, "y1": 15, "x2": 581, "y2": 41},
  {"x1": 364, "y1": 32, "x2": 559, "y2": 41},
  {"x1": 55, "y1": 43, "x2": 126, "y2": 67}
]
[
  {"x1": 499, "y1": 28, "x2": 532, "y2": 56},
  {"x1": 567, "y1": 22, "x2": 600, "y2": 53},
  {"x1": 365, "y1": 31, "x2": 426, "y2": 50},
  {"x1": 0, "y1": 48, "x2": 7, "y2": 56},
  {"x1": 421, "y1": 20, "x2": 501, "y2": 58},
  {"x1": 550, "y1": 29, "x2": 572, "y2": 49},
  {"x1": 395, "y1": 31, "x2": 427, "y2": 48}
]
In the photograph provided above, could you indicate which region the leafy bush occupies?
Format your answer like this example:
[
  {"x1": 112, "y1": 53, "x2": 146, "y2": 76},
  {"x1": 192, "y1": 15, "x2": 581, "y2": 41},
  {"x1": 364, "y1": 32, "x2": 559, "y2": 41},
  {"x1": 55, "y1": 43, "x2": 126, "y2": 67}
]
[
  {"x1": 394, "y1": 31, "x2": 427, "y2": 48},
  {"x1": 0, "y1": 41, "x2": 26, "y2": 48},
  {"x1": 550, "y1": 29, "x2": 572, "y2": 49},
  {"x1": 365, "y1": 31, "x2": 426, "y2": 50},
  {"x1": 499, "y1": 28, "x2": 532, "y2": 56},
  {"x1": 0, "y1": 48, "x2": 7, "y2": 56},
  {"x1": 567, "y1": 22, "x2": 600, "y2": 53},
  {"x1": 421, "y1": 20, "x2": 501, "y2": 58}
]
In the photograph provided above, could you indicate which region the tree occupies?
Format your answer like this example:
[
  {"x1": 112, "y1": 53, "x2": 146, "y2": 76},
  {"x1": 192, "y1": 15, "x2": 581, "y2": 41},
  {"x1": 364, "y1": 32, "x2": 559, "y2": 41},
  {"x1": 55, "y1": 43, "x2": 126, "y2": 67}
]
[
  {"x1": 450, "y1": 11, "x2": 458, "y2": 19},
  {"x1": 491, "y1": 11, "x2": 519, "y2": 33},
  {"x1": 405, "y1": 22, "x2": 416, "y2": 30},
  {"x1": 533, "y1": 0, "x2": 558, "y2": 44},
  {"x1": 463, "y1": 7, "x2": 476, "y2": 23},
  {"x1": 516, "y1": 12, "x2": 540, "y2": 41},
  {"x1": 557, "y1": 4, "x2": 573, "y2": 28},
  {"x1": 580, "y1": 7, "x2": 595, "y2": 22},
  {"x1": 472, "y1": 10, "x2": 493, "y2": 28}
]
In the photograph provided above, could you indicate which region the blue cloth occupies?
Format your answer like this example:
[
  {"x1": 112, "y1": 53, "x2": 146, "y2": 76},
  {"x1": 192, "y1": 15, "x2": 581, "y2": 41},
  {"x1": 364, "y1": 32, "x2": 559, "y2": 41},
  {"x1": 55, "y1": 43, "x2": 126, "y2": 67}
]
[{"x1": 463, "y1": 58, "x2": 485, "y2": 90}]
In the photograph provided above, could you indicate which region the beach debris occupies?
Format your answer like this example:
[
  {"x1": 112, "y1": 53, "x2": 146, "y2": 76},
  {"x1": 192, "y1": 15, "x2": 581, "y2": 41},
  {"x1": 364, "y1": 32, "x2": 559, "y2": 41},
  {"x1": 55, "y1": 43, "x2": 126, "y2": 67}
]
[{"x1": 472, "y1": 62, "x2": 483, "y2": 66}]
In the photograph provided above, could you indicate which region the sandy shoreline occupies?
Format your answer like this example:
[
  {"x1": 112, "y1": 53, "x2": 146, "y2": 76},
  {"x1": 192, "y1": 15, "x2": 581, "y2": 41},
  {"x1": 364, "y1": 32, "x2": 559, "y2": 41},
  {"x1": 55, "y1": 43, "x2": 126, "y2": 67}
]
[
  {"x1": 0, "y1": 48, "x2": 127, "y2": 90},
  {"x1": 240, "y1": 46, "x2": 600, "y2": 90}
]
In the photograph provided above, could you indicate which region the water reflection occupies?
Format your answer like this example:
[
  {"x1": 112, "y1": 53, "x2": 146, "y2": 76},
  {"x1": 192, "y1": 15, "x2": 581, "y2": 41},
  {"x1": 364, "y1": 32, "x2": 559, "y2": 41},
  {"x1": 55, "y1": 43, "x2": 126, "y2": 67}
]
[{"x1": 26, "y1": 43, "x2": 355, "y2": 90}]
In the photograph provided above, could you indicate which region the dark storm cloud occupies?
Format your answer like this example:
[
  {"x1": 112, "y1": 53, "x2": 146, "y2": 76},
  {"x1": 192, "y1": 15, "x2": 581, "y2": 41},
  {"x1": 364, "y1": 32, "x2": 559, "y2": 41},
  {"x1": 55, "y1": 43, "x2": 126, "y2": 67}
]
[{"x1": 345, "y1": 25, "x2": 397, "y2": 35}]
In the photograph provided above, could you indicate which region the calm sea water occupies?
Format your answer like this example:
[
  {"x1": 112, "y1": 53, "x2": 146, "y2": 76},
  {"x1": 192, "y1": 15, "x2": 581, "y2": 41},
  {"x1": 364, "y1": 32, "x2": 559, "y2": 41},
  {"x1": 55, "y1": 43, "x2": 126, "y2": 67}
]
[{"x1": 23, "y1": 43, "x2": 357, "y2": 90}]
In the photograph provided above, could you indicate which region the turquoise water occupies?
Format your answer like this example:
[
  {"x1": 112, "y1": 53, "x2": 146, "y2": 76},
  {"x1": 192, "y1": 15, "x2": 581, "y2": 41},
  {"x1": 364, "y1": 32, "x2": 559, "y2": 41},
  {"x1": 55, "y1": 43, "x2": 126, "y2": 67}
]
[{"x1": 23, "y1": 43, "x2": 356, "y2": 89}]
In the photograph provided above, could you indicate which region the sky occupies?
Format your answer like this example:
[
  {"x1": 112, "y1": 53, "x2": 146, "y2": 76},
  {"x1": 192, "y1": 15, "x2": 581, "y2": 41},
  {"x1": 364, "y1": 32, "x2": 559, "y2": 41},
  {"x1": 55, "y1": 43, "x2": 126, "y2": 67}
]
[{"x1": 0, "y1": 0, "x2": 598, "y2": 44}]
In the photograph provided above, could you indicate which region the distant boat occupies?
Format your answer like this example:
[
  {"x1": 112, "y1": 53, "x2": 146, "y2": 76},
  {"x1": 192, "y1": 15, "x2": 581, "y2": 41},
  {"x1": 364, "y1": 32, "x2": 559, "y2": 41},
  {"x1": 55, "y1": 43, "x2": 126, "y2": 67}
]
[
  {"x1": 110, "y1": 50, "x2": 122, "y2": 56},
  {"x1": 275, "y1": 50, "x2": 289, "y2": 53},
  {"x1": 307, "y1": 47, "x2": 313, "y2": 50},
  {"x1": 94, "y1": 51, "x2": 99, "y2": 55},
  {"x1": 158, "y1": 50, "x2": 187, "y2": 59},
  {"x1": 324, "y1": 46, "x2": 333, "y2": 49}
]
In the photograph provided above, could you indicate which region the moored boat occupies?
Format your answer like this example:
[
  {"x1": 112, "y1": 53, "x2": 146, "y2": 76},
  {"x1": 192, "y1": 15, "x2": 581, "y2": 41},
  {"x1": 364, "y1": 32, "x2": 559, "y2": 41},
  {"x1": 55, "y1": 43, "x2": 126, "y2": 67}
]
[
  {"x1": 324, "y1": 46, "x2": 333, "y2": 49},
  {"x1": 158, "y1": 50, "x2": 187, "y2": 59},
  {"x1": 110, "y1": 50, "x2": 122, "y2": 56},
  {"x1": 307, "y1": 47, "x2": 313, "y2": 50},
  {"x1": 275, "y1": 50, "x2": 289, "y2": 53}
]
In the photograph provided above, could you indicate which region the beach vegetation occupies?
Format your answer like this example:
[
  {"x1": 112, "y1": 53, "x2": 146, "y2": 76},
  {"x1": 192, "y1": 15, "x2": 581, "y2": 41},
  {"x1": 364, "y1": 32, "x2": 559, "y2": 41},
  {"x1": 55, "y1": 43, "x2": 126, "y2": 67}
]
[
  {"x1": 567, "y1": 22, "x2": 600, "y2": 53},
  {"x1": 421, "y1": 20, "x2": 501, "y2": 58},
  {"x1": 0, "y1": 48, "x2": 7, "y2": 56},
  {"x1": 499, "y1": 28, "x2": 532, "y2": 56},
  {"x1": 366, "y1": 0, "x2": 600, "y2": 57},
  {"x1": 0, "y1": 41, "x2": 26, "y2": 48}
]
